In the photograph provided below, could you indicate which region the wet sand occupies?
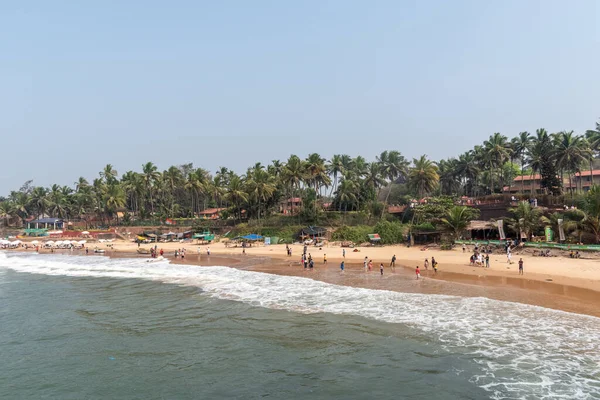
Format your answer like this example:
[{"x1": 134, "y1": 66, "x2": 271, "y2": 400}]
[
  {"x1": 96, "y1": 249, "x2": 600, "y2": 318},
  {"x1": 16, "y1": 239, "x2": 600, "y2": 318}
]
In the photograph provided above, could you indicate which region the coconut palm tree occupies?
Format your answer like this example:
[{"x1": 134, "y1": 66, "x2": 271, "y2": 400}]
[
  {"x1": 511, "y1": 131, "x2": 531, "y2": 193},
  {"x1": 104, "y1": 184, "x2": 126, "y2": 223},
  {"x1": 506, "y1": 201, "x2": 544, "y2": 241},
  {"x1": 246, "y1": 168, "x2": 276, "y2": 221},
  {"x1": 30, "y1": 186, "x2": 49, "y2": 219},
  {"x1": 437, "y1": 158, "x2": 459, "y2": 196},
  {"x1": 483, "y1": 133, "x2": 511, "y2": 193},
  {"x1": 378, "y1": 150, "x2": 408, "y2": 216},
  {"x1": 225, "y1": 175, "x2": 249, "y2": 222},
  {"x1": 438, "y1": 206, "x2": 477, "y2": 243},
  {"x1": 0, "y1": 201, "x2": 15, "y2": 227},
  {"x1": 455, "y1": 151, "x2": 480, "y2": 196},
  {"x1": 281, "y1": 155, "x2": 306, "y2": 203},
  {"x1": 336, "y1": 178, "x2": 357, "y2": 217},
  {"x1": 141, "y1": 162, "x2": 161, "y2": 215},
  {"x1": 100, "y1": 164, "x2": 118, "y2": 185},
  {"x1": 585, "y1": 119, "x2": 600, "y2": 186},
  {"x1": 327, "y1": 154, "x2": 345, "y2": 197},
  {"x1": 408, "y1": 155, "x2": 439, "y2": 197},
  {"x1": 552, "y1": 131, "x2": 589, "y2": 196}
]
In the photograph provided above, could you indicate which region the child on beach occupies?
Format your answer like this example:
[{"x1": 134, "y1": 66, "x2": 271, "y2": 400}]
[
  {"x1": 424, "y1": 258, "x2": 429, "y2": 270},
  {"x1": 415, "y1": 266, "x2": 421, "y2": 279},
  {"x1": 485, "y1": 254, "x2": 490, "y2": 268},
  {"x1": 431, "y1": 257, "x2": 437, "y2": 274},
  {"x1": 207, "y1": 247, "x2": 210, "y2": 256},
  {"x1": 518, "y1": 258, "x2": 524, "y2": 275},
  {"x1": 323, "y1": 254, "x2": 327, "y2": 265},
  {"x1": 380, "y1": 263, "x2": 384, "y2": 275},
  {"x1": 368, "y1": 260, "x2": 373, "y2": 271},
  {"x1": 390, "y1": 254, "x2": 396, "y2": 270},
  {"x1": 364, "y1": 257, "x2": 368, "y2": 272},
  {"x1": 342, "y1": 249, "x2": 346, "y2": 258}
]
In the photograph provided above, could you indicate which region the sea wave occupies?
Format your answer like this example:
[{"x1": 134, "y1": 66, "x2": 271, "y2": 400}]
[{"x1": 1, "y1": 251, "x2": 599, "y2": 399}]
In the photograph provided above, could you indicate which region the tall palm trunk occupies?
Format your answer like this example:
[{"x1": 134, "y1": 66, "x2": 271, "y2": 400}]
[{"x1": 590, "y1": 157, "x2": 594, "y2": 189}]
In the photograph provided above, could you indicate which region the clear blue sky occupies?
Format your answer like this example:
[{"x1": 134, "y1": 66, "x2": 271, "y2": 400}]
[{"x1": 1, "y1": 0, "x2": 599, "y2": 194}]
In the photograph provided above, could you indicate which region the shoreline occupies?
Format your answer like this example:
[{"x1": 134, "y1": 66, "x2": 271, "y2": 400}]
[{"x1": 9, "y1": 241, "x2": 599, "y2": 318}]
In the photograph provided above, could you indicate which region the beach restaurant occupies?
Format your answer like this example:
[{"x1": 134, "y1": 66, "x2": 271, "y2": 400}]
[{"x1": 26, "y1": 217, "x2": 64, "y2": 230}]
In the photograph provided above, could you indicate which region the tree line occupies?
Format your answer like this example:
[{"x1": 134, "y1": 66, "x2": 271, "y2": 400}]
[{"x1": 0, "y1": 119, "x2": 598, "y2": 228}]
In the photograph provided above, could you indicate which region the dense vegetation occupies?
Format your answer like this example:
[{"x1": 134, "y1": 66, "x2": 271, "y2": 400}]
[{"x1": 1, "y1": 119, "x2": 600, "y2": 243}]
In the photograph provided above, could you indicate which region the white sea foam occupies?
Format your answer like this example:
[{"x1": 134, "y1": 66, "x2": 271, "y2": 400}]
[{"x1": 1, "y1": 251, "x2": 600, "y2": 399}]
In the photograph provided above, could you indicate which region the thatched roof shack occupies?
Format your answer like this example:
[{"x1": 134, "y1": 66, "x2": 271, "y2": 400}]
[
  {"x1": 466, "y1": 220, "x2": 498, "y2": 240},
  {"x1": 467, "y1": 220, "x2": 495, "y2": 230}
]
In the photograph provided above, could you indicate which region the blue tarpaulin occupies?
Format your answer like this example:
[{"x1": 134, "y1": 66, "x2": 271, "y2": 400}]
[{"x1": 235, "y1": 234, "x2": 263, "y2": 241}]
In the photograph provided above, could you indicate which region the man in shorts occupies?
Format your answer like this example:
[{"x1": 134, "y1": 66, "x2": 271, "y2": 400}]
[{"x1": 518, "y1": 258, "x2": 524, "y2": 275}]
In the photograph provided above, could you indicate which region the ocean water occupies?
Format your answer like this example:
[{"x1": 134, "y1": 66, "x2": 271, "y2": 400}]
[{"x1": 1, "y1": 252, "x2": 599, "y2": 399}]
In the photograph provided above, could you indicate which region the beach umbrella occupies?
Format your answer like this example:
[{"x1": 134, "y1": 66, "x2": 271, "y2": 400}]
[
  {"x1": 45, "y1": 240, "x2": 55, "y2": 245},
  {"x1": 81, "y1": 231, "x2": 90, "y2": 235}
]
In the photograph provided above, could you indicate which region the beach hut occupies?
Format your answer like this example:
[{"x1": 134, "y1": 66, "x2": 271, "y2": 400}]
[
  {"x1": 466, "y1": 220, "x2": 497, "y2": 240},
  {"x1": 298, "y1": 226, "x2": 327, "y2": 240}
]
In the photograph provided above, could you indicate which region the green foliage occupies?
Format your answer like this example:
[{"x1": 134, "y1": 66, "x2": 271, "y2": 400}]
[
  {"x1": 331, "y1": 225, "x2": 373, "y2": 244},
  {"x1": 412, "y1": 222, "x2": 436, "y2": 232},
  {"x1": 372, "y1": 220, "x2": 406, "y2": 244},
  {"x1": 437, "y1": 205, "x2": 479, "y2": 242},
  {"x1": 411, "y1": 196, "x2": 456, "y2": 223}
]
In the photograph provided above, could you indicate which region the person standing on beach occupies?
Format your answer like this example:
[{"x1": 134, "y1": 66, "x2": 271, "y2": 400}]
[
  {"x1": 462, "y1": 244, "x2": 466, "y2": 253},
  {"x1": 323, "y1": 254, "x2": 327, "y2": 265},
  {"x1": 340, "y1": 261, "x2": 345, "y2": 272},
  {"x1": 424, "y1": 258, "x2": 429, "y2": 270},
  {"x1": 380, "y1": 263, "x2": 384, "y2": 276},
  {"x1": 390, "y1": 255, "x2": 396, "y2": 270},
  {"x1": 309, "y1": 258, "x2": 314, "y2": 270},
  {"x1": 342, "y1": 248, "x2": 346, "y2": 258},
  {"x1": 207, "y1": 247, "x2": 210, "y2": 256},
  {"x1": 368, "y1": 260, "x2": 373, "y2": 272},
  {"x1": 518, "y1": 258, "x2": 524, "y2": 275},
  {"x1": 415, "y1": 266, "x2": 421, "y2": 279},
  {"x1": 485, "y1": 254, "x2": 490, "y2": 268},
  {"x1": 431, "y1": 257, "x2": 437, "y2": 274},
  {"x1": 363, "y1": 257, "x2": 368, "y2": 272},
  {"x1": 507, "y1": 251, "x2": 512, "y2": 264}
]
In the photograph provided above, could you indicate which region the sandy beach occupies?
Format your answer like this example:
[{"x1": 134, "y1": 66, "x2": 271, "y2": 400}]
[{"x1": 19, "y1": 239, "x2": 600, "y2": 317}]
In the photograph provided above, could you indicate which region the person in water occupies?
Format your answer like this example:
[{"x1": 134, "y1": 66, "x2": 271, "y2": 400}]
[
  {"x1": 415, "y1": 266, "x2": 421, "y2": 279},
  {"x1": 379, "y1": 263, "x2": 384, "y2": 276},
  {"x1": 340, "y1": 261, "x2": 345, "y2": 272},
  {"x1": 390, "y1": 254, "x2": 396, "y2": 270}
]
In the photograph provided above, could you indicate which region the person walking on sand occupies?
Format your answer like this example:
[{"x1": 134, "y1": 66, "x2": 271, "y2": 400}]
[
  {"x1": 507, "y1": 251, "x2": 512, "y2": 264},
  {"x1": 518, "y1": 258, "x2": 524, "y2": 275},
  {"x1": 390, "y1": 254, "x2": 396, "y2": 270},
  {"x1": 431, "y1": 257, "x2": 437, "y2": 274},
  {"x1": 340, "y1": 261, "x2": 345, "y2": 272},
  {"x1": 380, "y1": 263, "x2": 384, "y2": 275},
  {"x1": 485, "y1": 254, "x2": 490, "y2": 268},
  {"x1": 342, "y1": 248, "x2": 346, "y2": 258},
  {"x1": 323, "y1": 254, "x2": 327, "y2": 265},
  {"x1": 424, "y1": 258, "x2": 429, "y2": 270},
  {"x1": 415, "y1": 266, "x2": 421, "y2": 279},
  {"x1": 207, "y1": 247, "x2": 210, "y2": 256}
]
